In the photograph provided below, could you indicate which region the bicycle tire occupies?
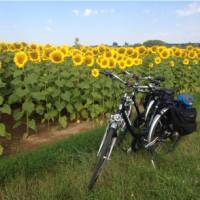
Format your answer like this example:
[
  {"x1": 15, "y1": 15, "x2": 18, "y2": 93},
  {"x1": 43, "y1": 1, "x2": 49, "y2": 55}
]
[
  {"x1": 88, "y1": 127, "x2": 115, "y2": 190},
  {"x1": 147, "y1": 111, "x2": 177, "y2": 162}
]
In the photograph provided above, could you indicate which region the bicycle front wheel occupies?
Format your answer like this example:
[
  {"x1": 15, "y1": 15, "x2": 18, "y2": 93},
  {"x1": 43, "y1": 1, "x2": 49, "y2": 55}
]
[{"x1": 88, "y1": 127, "x2": 115, "y2": 190}]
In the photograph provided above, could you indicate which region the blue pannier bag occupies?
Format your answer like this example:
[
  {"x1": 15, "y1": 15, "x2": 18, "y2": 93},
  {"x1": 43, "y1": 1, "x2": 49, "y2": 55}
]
[
  {"x1": 177, "y1": 94, "x2": 193, "y2": 108},
  {"x1": 171, "y1": 93, "x2": 197, "y2": 135}
]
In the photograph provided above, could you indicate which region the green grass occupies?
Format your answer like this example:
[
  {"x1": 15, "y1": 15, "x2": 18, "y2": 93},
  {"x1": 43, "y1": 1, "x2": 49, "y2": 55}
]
[{"x1": 0, "y1": 94, "x2": 200, "y2": 200}]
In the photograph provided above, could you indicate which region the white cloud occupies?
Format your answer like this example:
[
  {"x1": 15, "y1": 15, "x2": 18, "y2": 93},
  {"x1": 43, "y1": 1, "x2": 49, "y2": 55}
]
[
  {"x1": 176, "y1": 3, "x2": 200, "y2": 16},
  {"x1": 83, "y1": 9, "x2": 98, "y2": 17},
  {"x1": 72, "y1": 8, "x2": 115, "y2": 17},
  {"x1": 72, "y1": 10, "x2": 80, "y2": 16},
  {"x1": 45, "y1": 26, "x2": 53, "y2": 32}
]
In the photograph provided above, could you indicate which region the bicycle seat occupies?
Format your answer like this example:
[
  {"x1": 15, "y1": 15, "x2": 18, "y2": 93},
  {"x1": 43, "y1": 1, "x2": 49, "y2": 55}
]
[{"x1": 159, "y1": 88, "x2": 174, "y2": 96}]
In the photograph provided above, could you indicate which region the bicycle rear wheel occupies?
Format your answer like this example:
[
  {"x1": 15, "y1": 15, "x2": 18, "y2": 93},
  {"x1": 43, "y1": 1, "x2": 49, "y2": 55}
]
[
  {"x1": 147, "y1": 112, "x2": 179, "y2": 166},
  {"x1": 88, "y1": 127, "x2": 115, "y2": 190}
]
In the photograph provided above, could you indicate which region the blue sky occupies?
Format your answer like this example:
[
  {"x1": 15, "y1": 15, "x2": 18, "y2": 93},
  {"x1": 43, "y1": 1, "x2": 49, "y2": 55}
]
[{"x1": 0, "y1": 1, "x2": 200, "y2": 45}]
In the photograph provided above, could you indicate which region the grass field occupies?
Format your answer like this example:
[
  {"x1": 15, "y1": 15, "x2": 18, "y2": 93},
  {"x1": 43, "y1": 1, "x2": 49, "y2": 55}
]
[{"x1": 0, "y1": 94, "x2": 199, "y2": 200}]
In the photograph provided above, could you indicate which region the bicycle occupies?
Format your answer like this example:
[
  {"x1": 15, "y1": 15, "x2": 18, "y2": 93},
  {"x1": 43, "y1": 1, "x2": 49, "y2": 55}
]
[{"x1": 88, "y1": 70, "x2": 166, "y2": 190}]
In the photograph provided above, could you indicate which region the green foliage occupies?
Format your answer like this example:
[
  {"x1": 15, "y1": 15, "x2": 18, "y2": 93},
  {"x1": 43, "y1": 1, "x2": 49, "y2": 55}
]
[{"x1": 0, "y1": 52, "x2": 200, "y2": 142}]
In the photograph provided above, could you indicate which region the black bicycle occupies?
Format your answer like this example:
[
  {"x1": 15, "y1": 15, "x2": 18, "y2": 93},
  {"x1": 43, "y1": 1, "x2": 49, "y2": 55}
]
[
  {"x1": 88, "y1": 70, "x2": 197, "y2": 190},
  {"x1": 88, "y1": 70, "x2": 165, "y2": 190}
]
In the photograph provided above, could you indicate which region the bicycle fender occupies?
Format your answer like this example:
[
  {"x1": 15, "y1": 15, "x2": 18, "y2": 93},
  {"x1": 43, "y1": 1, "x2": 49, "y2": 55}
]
[
  {"x1": 145, "y1": 100, "x2": 155, "y2": 121},
  {"x1": 148, "y1": 108, "x2": 169, "y2": 142}
]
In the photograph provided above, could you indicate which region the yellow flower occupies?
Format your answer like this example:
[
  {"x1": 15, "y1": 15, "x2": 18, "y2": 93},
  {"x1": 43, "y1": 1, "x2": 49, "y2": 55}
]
[
  {"x1": 104, "y1": 50, "x2": 113, "y2": 58},
  {"x1": 149, "y1": 63, "x2": 154, "y2": 68},
  {"x1": 42, "y1": 47, "x2": 55, "y2": 60},
  {"x1": 91, "y1": 68, "x2": 99, "y2": 77},
  {"x1": 108, "y1": 58, "x2": 116, "y2": 69},
  {"x1": 183, "y1": 58, "x2": 189, "y2": 65},
  {"x1": 126, "y1": 48, "x2": 134, "y2": 56},
  {"x1": 0, "y1": 61, "x2": 2, "y2": 69},
  {"x1": 84, "y1": 55, "x2": 94, "y2": 67},
  {"x1": 29, "y1": 43, "x2": 38, "y2": 51},
  {"x1": 193, "y1": 60, "x2": 198, "y2": 65},
  {"x1": 174, "y1": 48, "x2": 181, "y2": 57},
  {"x1": 72, "y1": 53, "x2": 84, "y2": 66},
  {"x1": 137, "y1": 46, "x2": 146, "y2": 55},
  {"x1": 133, "y1": 58, "x2": 141, "y2": 66},
  {"x1": 28, "y1": 50, "x2": 41, "y2": 63},
  {"x1": 154, "y1": 57, "x2": 161, "y2": 65},
  {"x1": 118, "y1": 47, "x2": 126, "y2": 55},
  {"x1": 126, "y1": 57, "x2": 134, "y2": 67},
  {"x1": 50, "y1": 50, "x2": 65, "y2": 64},
  {"x1": 159, "y1": 49, "x2": 170, "y2": 59},
  {"x1": 118, "y1": 60, "x2": 126, "y2": 70},
  {"x1": 99, "y1": 57, "x2": 109, "y2": 68},
  {"x1": 14, "y1": 51, "x2": 28, "y2": 68},
  {"x1": 188, "y1": 51, "x2": 197, "y2": 59},
  {"x1": 170, "y1": 60, "x2": 175, "y2": 67}
]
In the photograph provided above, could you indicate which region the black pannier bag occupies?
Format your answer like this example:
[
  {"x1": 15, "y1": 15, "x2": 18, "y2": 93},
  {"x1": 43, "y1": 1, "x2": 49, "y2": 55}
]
[{"x1": 170, "y1": 107, "x2": 197, "y2": 135}]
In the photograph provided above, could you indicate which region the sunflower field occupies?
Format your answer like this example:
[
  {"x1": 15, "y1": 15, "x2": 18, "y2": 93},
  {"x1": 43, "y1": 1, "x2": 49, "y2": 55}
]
[{"x1": 0, "y1": 42, "x2": 200, "y2": 154}]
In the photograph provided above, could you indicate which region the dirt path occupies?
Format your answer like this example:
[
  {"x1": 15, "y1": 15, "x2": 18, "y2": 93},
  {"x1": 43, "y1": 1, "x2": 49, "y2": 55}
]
[
  {"x1": 0, "y1": 114, "x2": 103, "y2": 155},
  {"x1": 20, "y1": 121, "x2": 98, "y2": 153}
]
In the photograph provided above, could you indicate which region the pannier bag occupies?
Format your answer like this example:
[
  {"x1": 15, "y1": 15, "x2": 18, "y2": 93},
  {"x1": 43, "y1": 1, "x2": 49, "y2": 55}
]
[
  {"x1": 170, "y1": 107, "x2": 197, "y2": 135},
  {"x1": 177, "y1": 94, "x2": 193, "y2": 108}
]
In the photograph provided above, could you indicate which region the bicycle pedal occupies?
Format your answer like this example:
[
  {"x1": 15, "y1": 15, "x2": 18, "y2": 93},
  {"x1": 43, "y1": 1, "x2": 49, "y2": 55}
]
[
  {"x1": 103, "y1": 156, "x2": 111, "y2": 160},
  {"x1": 127, "y1": 147, "x2": 133, "y2": 153}
]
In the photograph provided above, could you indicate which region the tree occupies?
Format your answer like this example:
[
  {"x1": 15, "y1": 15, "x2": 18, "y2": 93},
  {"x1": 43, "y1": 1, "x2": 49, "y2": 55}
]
[
  {"x1": 74, "y1": 37, "x2": 80, "y2": 47},
  {"x1": 143, "y1": 40, "x2": 166, "y2": 47},
  {"x1": 112, "y1": 42, "x2": 118, "y2": 47}
]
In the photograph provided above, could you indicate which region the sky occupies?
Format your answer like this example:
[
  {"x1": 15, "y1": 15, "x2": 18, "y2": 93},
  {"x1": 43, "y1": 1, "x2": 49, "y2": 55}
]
[{"x1": 0, "y1": 1, "x2": 200, "y2": 45}]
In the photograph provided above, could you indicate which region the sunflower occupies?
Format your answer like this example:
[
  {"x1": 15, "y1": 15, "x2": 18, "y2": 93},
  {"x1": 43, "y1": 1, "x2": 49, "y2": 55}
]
[
  {"x1": 126, "y1": 48, "x2": 134, "y2": 56},
  {"x1": 118, "y1": 47, "x2": 126, "y2": 55},
  {"x1": 137, "y1": 46, "x2": 146, "y2": 55},
  {"x1": 188, "y1": 51, "x2": 197, "y2": 59},
  {"x1": 42, "y1": 47, "x2": 55, "y2": 60},
  {"x1": 92, "y1": 48, "x2": 99, "y2": 56},
  {"x1": 99, "y1": 57, "x2": 109, "y2": 68},
  {"x1": 59, "y1": 46, "x2": 70, "y2": 57},
  {"x1": 29, "y1": 43, "x2": 38, "y2": 51},
  {"x1": 126, "y1": 57, "x2": 134, "y2": 67},
  {"x1": 49, "y1": 50, "x2": 65, "y2": 64},
  {"x1": 132, "y1": 49, "x2": 139, "y2": 58},
  {"x1": 108, "y1": 58, "x2": 117, "y2": 69},
  {"x1": 133, "y1": 58, "x2": 141, "y2": 66},
  {"x1": 28, "y1": 50, "x2": 41, "y2": 63},
  {"x1": 84, "y1": 55, "x2": 94, "y2": 67},
  {"x1": 151, "y1": 46, "x2": 157, "y2": 53},
  {"x1": 174, "y1": 48, "x2": 181, "y2": 57},
  {"x1": 72, "y1": 53, "x2": 84, "y2": 66},
  {"x1": 154, "y1": 57, "x2": 161, "y2": 65},
  {"x1": 91, "y1": 68, "x2": 99, "y2": 78},
  {"x1": 118, "y1": 60, "x2": 126, "y2": 70},
  {"x1": 183, "y1": 58, "x2": 189, "y2": 65},
  {"x1": 148, "y1": 63, "x2": 154, "y2": 68},
  {"x1": 159, "y1": 49, "x2": 170, "y2": 59},
  {"x1": 193, "y1": 60, "x2": 198, "y2": 65},
  {"x1": 14, "y1": 51, "x2": 28, "y2": 68},
  {"x1": 186, "y1": 45, "x2": 193, "y2": 51},
  {"x1": 170, "y1": 60, "x2": 175, "y2": 67}
]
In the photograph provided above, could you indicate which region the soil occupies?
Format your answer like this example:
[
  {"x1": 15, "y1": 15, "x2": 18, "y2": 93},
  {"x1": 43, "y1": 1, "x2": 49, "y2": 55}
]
[{"x1": 0, "y1": 114, "x2": 103, "y2": 155}]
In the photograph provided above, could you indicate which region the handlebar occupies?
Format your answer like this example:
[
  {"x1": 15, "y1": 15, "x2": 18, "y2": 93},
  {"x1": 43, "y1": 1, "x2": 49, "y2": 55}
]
[
  {"x1": 100, "y1": 70, "x2": 166, "y2": 93},
  {"x1": 100, "y1": 70, "x2": 133, "y2": 87},
  {"x1": 122, "y1": 70, "x2": 165, "y2": 85}
]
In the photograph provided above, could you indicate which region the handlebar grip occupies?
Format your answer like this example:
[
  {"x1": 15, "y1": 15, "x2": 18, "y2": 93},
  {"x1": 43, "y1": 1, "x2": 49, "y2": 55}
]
[
  {"x1": 100, "y1": 70, "x2": 113, "y2": 78},
  {"x1": 155, "y1": 76, "x2": 165, "y2": 82}
]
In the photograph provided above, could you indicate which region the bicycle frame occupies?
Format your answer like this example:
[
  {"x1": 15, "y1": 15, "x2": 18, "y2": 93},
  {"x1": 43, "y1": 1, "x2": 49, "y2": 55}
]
[{"x1": 97, "y1": 91, "x2": 143, "y2": 158}]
